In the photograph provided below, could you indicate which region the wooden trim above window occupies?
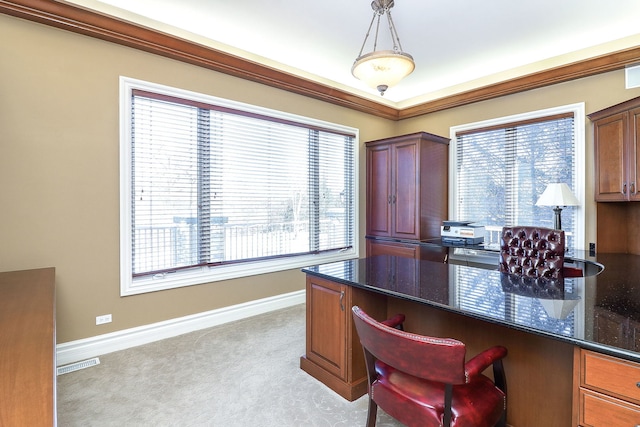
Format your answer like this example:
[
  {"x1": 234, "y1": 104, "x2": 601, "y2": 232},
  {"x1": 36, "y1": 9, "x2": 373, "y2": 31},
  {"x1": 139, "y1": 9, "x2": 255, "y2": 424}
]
[
  {"x1": 0, "y1": 0, "x2": 399, "y2": 120},
  {"x1": 3, "y1": 0, "x2": 640, "y2": 120},
  {"x1": 455, "y1": 112, "x2": 575, "y2": 137}
]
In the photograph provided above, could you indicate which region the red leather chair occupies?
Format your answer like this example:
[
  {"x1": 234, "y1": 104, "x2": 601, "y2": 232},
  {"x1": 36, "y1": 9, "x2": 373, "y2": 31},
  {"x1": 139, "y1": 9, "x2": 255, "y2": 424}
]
[{"x1": 352, "y1": 306, "x2": 507, "y2": 427}]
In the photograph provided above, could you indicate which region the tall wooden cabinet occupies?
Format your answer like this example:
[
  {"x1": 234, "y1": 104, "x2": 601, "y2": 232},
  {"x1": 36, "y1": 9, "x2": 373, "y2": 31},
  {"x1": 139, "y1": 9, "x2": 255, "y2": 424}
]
[
  {"x1": 366, "y1": 132, "x2": 449, "y2": 241},
  {"x1": 589, "y1": 97, "x2": 640, "y2": 202}
]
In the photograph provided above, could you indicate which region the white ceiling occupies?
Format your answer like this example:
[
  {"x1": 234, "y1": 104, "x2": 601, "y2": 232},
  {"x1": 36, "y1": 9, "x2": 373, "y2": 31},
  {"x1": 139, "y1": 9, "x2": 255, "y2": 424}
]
[{"x1": 69, "y1": 0, "x2": 640, "y2": 107}]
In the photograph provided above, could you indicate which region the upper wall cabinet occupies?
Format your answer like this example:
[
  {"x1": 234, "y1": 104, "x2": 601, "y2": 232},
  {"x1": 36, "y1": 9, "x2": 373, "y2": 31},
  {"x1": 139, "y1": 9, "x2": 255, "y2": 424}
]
[
  {"x1": 365, "y1": 132, "x2": 449, "y2": 240},
  {"x1": 589, "y1": 97, "x2": 640, "y2": 202}
]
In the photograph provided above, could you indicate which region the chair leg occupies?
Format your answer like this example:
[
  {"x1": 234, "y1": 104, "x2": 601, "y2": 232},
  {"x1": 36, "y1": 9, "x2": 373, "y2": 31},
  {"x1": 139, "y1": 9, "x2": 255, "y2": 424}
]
[{"x1": 366, "y1": 397, "x2": 378, "y2": 427}]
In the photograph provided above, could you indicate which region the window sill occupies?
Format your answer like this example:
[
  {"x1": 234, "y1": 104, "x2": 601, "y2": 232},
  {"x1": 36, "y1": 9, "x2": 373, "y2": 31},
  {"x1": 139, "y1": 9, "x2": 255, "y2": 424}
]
[{"x1": 120, "y1": 249, "x2": 357, "y2": 296}]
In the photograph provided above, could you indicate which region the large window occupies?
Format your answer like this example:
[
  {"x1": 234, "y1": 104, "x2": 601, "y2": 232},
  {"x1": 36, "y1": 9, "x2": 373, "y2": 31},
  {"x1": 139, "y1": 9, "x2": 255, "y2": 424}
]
[
  {"x1": 119, "y1": 78, "x2": 358, "y2": 295},
  {"x1": 450, "y1": 104, "x2": 585, "y2": 251}
]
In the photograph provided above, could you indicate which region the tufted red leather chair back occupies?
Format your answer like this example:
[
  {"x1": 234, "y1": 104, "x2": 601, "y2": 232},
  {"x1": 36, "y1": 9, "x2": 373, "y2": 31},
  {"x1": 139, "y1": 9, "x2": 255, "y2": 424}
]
[{"x1": 499, "y1": 226, "x2": 565, "y2": 280}]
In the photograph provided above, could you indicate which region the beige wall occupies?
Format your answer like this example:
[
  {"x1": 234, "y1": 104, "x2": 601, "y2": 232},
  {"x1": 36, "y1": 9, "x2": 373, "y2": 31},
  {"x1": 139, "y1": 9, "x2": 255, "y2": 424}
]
[
  {"x1": 0, "y1": 14, "x2": 396, "y2": 343},
  {"x1": 3, "y1": 12, "x2": 640, "y2": 344}
]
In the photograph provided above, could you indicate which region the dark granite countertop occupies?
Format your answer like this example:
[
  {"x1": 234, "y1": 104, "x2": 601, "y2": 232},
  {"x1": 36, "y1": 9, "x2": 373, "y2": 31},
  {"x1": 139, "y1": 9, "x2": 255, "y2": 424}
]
[{"x1": 302, "y1": 246, "x2": 640, "y2": 363}]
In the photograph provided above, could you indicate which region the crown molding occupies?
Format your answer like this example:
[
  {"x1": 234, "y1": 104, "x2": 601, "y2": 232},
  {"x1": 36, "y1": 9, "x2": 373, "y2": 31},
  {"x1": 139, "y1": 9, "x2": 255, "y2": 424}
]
[
  {"x1": 0, "y1": 0, "x2": 400, "y2": 120},
  {"x1": 399, "y1": 45, "x2": 640, "y2": 119},
  {"x1": 2, "y1": 0, "x2": 640, "y2": 121}
]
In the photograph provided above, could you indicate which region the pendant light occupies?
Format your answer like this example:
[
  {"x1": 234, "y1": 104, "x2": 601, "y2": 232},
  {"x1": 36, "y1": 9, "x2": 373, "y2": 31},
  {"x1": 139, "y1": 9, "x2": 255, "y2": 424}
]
[{"x1": 351, "y1": 0, "x2": 415, "y2": 96}]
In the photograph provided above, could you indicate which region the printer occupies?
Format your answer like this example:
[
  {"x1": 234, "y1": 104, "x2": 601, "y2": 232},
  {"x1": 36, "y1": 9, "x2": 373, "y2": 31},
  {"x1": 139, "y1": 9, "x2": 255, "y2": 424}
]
[{"x1": 440, "y1": 221, "x2": 485, "y2": 245}]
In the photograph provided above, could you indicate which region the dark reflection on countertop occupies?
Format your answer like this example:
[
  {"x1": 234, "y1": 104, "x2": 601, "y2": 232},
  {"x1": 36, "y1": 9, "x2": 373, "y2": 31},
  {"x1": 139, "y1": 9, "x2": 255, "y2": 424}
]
[
  {"x1": 303, "y1": 249, "x2": 640, "y2": 363},
  {"x1": 592, "y1": 254, "x2": 640, "y2": 318}
]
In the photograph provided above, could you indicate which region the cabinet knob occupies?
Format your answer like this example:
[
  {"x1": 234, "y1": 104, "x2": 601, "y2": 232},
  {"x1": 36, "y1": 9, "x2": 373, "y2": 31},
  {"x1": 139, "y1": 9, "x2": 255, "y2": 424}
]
[
  {"x1": 623, "y1": 182, "x2": 627, "y2": 194},
  {"x1": 631, "y1": 181, "x2": 636, "y2": 194},
  {"x1": 339, "y1": 290, "x2": 345, "y2": 311},
  {"x1": 636, "y1": 381, "x2": 640, "y2": 388}
]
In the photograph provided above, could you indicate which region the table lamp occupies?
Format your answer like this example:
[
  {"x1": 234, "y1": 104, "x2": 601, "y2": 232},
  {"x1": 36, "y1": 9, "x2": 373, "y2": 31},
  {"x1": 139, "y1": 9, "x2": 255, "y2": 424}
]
[{"x1": 535, "y1": 183, "x2": 580, "y2": 230}]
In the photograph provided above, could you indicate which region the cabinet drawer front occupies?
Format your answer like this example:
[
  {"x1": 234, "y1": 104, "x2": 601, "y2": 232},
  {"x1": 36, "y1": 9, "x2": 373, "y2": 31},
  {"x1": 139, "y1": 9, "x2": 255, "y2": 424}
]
[
  {"x1": 581, "y1": 389, "x2": 640, "y2": 426},
  {"x1": 583, "y1": 350, "x2": 640, "y2": 404}
]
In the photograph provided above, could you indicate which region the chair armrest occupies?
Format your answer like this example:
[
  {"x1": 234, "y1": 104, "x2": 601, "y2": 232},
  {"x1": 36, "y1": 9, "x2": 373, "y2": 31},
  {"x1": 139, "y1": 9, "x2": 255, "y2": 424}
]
[
  {"x1": 464, "y1": 345, "x2": 508, "y2": 381},
  {"x1": 381, "y1": 313, "x2": 405, "y2": 330}
]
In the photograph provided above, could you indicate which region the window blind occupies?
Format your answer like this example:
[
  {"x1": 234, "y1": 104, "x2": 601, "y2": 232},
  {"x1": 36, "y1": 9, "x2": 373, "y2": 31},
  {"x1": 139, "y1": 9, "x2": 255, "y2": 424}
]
[
  {"x1": 130, "y1": 92, "x2": 355, "y2": 277},
  {"x1": 455, "y1": 113, "x2": 576, "y2": 245}
]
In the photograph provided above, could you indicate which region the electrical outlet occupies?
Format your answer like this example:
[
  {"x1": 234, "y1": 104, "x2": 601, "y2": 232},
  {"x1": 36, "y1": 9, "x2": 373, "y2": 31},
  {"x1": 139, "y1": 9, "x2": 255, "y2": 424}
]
[{"x1": 96, "y1": 314, "x2": 112, "y2": 325}]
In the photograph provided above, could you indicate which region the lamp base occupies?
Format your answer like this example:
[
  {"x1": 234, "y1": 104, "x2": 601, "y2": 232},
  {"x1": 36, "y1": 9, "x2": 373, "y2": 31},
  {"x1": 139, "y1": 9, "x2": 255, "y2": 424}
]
[{"x1": 553, "y1": 206, "x2": 563, "y2": 230}]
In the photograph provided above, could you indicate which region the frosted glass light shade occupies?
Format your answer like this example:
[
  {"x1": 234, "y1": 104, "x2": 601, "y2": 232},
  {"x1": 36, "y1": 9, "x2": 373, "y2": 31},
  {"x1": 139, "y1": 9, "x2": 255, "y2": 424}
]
[{"x1": 352, "y1": 50, "x2": 415, "y2": 95}]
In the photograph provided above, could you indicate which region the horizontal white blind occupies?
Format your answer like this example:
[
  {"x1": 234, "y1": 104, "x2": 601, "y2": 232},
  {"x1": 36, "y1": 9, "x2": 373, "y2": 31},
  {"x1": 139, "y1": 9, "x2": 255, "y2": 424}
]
[
  {"x1": 131, "y1": 92, "x2": 355, "y2": 277},
  {"x1": 455, "y1": 114, "x2": 575, "y2": 241}
]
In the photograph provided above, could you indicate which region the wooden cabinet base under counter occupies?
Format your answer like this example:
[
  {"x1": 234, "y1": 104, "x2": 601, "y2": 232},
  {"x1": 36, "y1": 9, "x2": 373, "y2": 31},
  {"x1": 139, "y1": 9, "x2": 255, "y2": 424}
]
[
  {"x1": 299, "y1": 275, "x2": 386, "y2": 401},
  {"x1": 575, "y1": 348, "x2": 640, "y2": 426}
]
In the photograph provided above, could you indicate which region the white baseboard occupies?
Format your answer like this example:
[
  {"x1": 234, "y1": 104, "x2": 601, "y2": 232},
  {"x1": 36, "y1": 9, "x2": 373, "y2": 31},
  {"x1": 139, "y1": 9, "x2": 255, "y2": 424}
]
[{"x1": 56, "y1": 290, "x2": 305, "y2": 366}]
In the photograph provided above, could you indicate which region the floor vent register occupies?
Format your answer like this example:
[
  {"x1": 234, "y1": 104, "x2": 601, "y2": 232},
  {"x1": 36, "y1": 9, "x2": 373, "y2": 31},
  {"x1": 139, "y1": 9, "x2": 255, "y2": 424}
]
[{"x1": 57, "y1": 357, "x2": 101, "y2": 375}]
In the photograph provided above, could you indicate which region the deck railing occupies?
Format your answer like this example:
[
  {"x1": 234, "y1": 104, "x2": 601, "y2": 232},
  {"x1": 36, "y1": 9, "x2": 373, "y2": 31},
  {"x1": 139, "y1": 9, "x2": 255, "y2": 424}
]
[{"x1": 133, "y1": 220, "x2": 342, "y2": 274}]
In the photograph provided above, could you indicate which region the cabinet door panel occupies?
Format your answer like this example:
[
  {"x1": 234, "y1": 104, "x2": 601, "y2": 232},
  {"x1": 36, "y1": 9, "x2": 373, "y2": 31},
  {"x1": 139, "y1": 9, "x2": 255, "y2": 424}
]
[
  {"x1": 367, "y1": 145, "x2": 392, "y2": 236},
  {"x1": 306, "y1": 277, "x2": 347, "y2": 380},
  {"x1": 631, "y1": 107, "x2": 640, "y2": 201},
  {"x1": 594, "y1": 113, "x2": 628, "y2": 201},
  {"x1": 366, "y1": 240, "x2": 418, "y2": 259},
  {"x1": 393, "y1": 142, "x2": 419, "y2": 238}
]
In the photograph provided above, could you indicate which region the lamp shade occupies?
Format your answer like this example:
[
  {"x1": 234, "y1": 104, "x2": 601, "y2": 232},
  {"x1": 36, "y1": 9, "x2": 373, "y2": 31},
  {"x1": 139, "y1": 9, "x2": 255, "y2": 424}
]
[
  {"x1": 352, "y1": 50, "x2": 415, "y2": 94},
  {"x1": 539, "y1": 297, "x2": 581, "y2": 320},
  {"x1": 535, "y1": 183, "x2": 580, "y2": 207}
]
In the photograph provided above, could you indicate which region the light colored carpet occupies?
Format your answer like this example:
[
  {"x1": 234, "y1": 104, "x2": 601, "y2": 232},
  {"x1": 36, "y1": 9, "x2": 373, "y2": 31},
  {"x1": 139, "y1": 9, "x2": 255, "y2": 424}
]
[{"x1": 57, "y1": 304, "x2": 403, "y2": 426}]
